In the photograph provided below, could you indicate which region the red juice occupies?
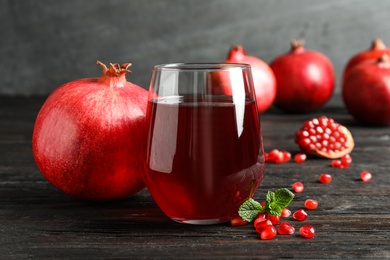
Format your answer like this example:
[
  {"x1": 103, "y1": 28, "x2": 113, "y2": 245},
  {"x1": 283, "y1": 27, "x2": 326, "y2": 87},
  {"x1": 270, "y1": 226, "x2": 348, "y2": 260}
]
[{"x1": 144, "y1": 96, "x2": 264, "y2": 224}]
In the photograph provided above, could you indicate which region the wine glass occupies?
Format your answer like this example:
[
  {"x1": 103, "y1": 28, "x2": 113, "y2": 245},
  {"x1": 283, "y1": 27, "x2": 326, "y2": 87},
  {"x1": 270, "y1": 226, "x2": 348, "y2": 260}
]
[{"x1": 143, "y1": 63, "x2": 265, "y2": 224}]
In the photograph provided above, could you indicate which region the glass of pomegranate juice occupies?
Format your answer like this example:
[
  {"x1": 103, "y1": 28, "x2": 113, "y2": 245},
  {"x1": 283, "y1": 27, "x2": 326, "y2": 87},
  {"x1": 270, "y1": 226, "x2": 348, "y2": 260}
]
[{"x1": 144, "y1": 63, "x2": 265, "y2": 224}]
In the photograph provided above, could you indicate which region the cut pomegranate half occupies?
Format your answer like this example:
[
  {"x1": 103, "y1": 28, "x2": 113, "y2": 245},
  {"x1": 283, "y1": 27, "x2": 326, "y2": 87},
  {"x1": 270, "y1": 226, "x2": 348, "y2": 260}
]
[{"x1": 295, "y1": 116, "x2": 354, "y2": 159}]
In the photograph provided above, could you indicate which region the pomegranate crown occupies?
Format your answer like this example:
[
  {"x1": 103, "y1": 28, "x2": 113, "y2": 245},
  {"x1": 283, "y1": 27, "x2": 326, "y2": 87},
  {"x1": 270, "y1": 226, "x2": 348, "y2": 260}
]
[
  {"x1": 370, "y1": 38, "x2": 386, "y2": 50},
  {"x1": 97, "y1": 61, "x2": 132, "y2": 76},
  {"x1": 96, "y1": 61, "x2": 132, "y2": 88},
  {"x1": 227, "y1": 45, "x2": 247, "y2": 61},
  {"x1": 290, "y1": 39, "x2": 305, "y2": 52}
]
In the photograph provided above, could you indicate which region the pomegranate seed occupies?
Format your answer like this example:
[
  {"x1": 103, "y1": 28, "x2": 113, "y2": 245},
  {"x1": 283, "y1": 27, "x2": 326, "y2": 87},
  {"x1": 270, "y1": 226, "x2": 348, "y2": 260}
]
[
  {"x1": 331, "y1": 159, "x2": 342, "y2": 168},
  {"x1": 255, "y1": 219, "x2": 273, "y2": 233},
  {"x1": 300, "y1": 225, "x2": 316, "y2": 238},
  {"x1": 292, "y1": 182, "x2": 304, "y2": 193},
  {"x1": 230, "y1": 216, "x2": 248, "y2": 226},
  {"x1": 281, "y1": 208, "x2": 291, "y2": 218},
  {"x1": 266, "y1": 149, "x2": 291, "y2": 164},
  {"x1": 260, "y1": 225, "x2": 277, "y2": 240},
  {"x1": 266, "y1": 214, "x2": 280, "y2": 225},
  {"x1": 278, "y1": 222, "x2": 295, "y2": 235},
  {"x1": 341, "y1": 154, "x2": 352, "y2": 166},
  {"x1": 360, "y1": 171, "x2": 372, "y2": 182},
  {"x1": 294, "y1": 153, "x2": 307, "y2": 163},
  {"x1": 304, "y1": 199, "x2": 318, "y2": 210},
  {"x1": 266, "y1": 149, "x2": 280, "y2": 163},
  {"x1": 319, "y1": 173, "x2": 332, "y2": 184},
  {"x1": 293, "y1": 209, "x2": 308, "y2": 221},
  {"x1": 332, "y1": 154, "x2": 352, "y2": 168},
  {"x1": 274, "y1": 152, "x2": 285, "y2": 164},
  {"x1": 253, "y1": 213, "x2": 267, "y2": 228},
  {"x1": 282, "y1": 150, "x2": 291, "y2": 162}
]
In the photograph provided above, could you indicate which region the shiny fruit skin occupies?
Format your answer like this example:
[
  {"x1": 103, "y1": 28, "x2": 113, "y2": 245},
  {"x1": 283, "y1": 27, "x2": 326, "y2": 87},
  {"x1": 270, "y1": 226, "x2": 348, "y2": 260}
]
[
  {"x1": 212, "y1": 45, "x2": 277, "y2": 113},
  {"x1": 343, "y1": 38, "x2": 390, "y2": 82},
  {"x1": 270, "y1": 40, "x2": 335, "y2": 113},
  {"x1": 32, "y1": 63, "x2": 148, "y2": 201},
  {"x1": 342, "y1": 56, "x2": 390, "y2": 126}
]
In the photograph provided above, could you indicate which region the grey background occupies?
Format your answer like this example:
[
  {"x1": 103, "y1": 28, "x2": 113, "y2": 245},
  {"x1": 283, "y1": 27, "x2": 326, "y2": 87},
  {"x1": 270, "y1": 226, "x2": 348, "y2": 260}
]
[{"x1": 2, "y1": 0, "x2": 390, "y2": 96}]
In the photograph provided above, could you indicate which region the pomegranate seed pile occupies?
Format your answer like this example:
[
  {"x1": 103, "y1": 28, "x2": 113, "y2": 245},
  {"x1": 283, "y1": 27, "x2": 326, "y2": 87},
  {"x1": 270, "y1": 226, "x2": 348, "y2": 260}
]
[
  {"x1": 232, "y1": 116, "x2": 373, "y2": 241},
  {"x1": 241, "y1": 200, "x2": 317, "y2": 240}
]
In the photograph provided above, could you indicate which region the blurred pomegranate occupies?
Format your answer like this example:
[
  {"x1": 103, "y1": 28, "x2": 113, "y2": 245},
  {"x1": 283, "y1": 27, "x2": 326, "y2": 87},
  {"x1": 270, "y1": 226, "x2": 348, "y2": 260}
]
[
  {"x1": 211, "y1": 45, "x2": 277, "y2": 113},
  {"x1": 343, "y1": 38, "x2": 390, "y2": 82},
  {"x1": 270, "y1": 40, "x2": 335, "y2": 113},
  {"x1": 343, "y1": 54, "x2": 390, "y2": 126}
]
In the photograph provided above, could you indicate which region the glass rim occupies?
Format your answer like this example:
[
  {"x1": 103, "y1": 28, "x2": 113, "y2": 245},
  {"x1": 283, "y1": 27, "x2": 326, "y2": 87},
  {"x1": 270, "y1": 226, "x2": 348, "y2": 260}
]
[{"x1": 152, "y1": 62, "x2": 251, "y2": 71}]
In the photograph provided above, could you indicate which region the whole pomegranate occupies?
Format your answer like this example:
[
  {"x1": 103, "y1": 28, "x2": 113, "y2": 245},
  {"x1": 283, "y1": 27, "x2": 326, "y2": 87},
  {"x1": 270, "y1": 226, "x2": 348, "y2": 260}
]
[
  {"x1": 210, "y1": 45, "x2": 277, "y2": 113},
  {"x1": 32, "y1": 61, "x2": 148, "y2": 201},
  {"x1": 342, "y1": 54, "x2": 390, "y2": 126},
  {"x1": 343, "y1": 38, "x2": 390, "y2": 82},
  {"x1": 270, "y1": 40, "x2": 335, "y2": 113}
]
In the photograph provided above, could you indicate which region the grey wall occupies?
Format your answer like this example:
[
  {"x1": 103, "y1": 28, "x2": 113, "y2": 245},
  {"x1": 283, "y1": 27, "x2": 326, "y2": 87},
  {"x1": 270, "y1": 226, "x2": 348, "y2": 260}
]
[{"x1": 2, "y1": 0, "x2": 390, "y2": 96}]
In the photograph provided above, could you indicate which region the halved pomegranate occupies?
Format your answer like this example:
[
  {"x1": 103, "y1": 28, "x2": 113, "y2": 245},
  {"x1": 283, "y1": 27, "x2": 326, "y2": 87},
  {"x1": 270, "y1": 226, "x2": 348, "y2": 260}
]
[{"x1": 295, "y1": 116, "x2": 354, "y2": 159}]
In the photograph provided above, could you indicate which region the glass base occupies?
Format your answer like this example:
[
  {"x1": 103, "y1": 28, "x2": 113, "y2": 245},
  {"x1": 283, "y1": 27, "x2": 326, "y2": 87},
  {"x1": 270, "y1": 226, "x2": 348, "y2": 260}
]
[{"x1": 172, "y1": 218, "x2": 230, "y2": 225}]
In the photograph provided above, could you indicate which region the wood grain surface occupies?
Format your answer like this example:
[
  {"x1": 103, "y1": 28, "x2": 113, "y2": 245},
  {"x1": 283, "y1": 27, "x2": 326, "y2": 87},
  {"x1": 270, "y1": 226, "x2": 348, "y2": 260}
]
[{"x1": 0, "y1": 96, "x2": 389, "y2": 259}]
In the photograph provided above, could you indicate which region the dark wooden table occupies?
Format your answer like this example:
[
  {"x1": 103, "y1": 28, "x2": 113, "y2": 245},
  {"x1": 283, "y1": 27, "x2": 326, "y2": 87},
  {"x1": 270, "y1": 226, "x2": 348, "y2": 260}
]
[{"x1": 1, "y1": 95, "x2": 389, "y2": 259}]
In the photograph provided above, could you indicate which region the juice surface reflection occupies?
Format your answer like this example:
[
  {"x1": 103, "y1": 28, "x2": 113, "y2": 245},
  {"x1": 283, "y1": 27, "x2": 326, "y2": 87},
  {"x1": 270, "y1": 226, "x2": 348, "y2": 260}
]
[{"x1": 145, "y1": 96, "x2": 264, "y2": 223}]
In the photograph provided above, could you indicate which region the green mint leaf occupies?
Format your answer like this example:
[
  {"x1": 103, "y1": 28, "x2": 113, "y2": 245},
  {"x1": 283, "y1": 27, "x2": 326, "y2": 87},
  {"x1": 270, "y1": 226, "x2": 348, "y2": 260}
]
[
  {"x1": 274, "y1": 188, "x2": 295, "y2": 209},
  {"x1": 263, "y1": 188, "x2": 295, "y2": 216},
  {"x1": 265, "y1": 190, "x2": 275, "y2": 204},
  {"x1": 238, "y1": 198, "x2": 262, "y2": 222}
]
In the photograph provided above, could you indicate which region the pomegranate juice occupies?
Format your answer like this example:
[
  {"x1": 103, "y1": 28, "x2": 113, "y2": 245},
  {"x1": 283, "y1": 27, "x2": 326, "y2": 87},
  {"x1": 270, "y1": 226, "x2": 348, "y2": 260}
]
[{"x1": 145, "y1": 96, "x2": 264, "y2": 223}]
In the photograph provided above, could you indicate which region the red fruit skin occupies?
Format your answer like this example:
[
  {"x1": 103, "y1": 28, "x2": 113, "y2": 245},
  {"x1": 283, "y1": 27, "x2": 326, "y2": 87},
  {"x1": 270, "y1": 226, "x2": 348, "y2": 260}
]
[
  {"x1": 32, "y1": 63, "x2": 148, "y2": 201},
  {"x1": 342, "y1": 56, "x2": 390, "y2": 126},
  {"x1": 343, "y1": 38, "x2": 390, "y2": 82},
  {"x1": 212, "y1": 45, "x2": 277, "y2": 113},
  {"x1": 270, "y1": 40, "x2": 335, "y2": 113}
]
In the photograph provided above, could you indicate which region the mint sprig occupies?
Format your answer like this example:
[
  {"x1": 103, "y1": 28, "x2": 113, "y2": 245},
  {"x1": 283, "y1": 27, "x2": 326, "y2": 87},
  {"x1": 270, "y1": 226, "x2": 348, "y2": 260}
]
[{"x1": 238, "y1": 188, "x2": 294, "y2": 222}]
